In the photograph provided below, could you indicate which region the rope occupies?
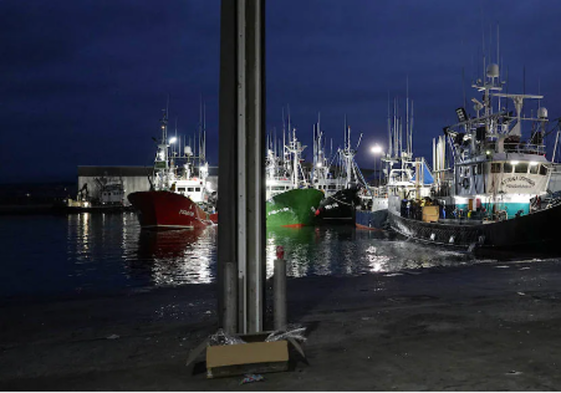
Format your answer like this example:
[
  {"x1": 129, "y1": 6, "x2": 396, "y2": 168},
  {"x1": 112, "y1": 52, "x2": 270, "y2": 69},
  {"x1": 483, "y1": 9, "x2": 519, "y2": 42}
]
[{"x1": 328, "y1": 195, "x2": 355, "y2": 207}]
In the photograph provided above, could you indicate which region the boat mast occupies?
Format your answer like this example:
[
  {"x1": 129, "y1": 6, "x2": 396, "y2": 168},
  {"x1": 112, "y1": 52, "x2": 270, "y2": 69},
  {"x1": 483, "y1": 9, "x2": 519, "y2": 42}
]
[
  {"x1": 198, "y1": 96, "x2": 203, "y2": 168},
  {"x1": 410, "y1": 100, "x2": 414, "y2": 159},
  {"x1": 312, "y1": 122, "x2": 316, "y2": 184},
  {"x1": 346, "y1": 123, "x2": 351, "y2": 186},
  {"x1": 154, "y1": 102, "x2": 170, "y2": 190},
  {"x1": 285, "y1": 127, "x2": 305, "y2": 188},
  {"x1": 202, "y1": 99, "x2": 207, "y2": 164},
  {"x1": 406, "y1": 76, "x2": 410, "y2": 158},
  {"x1": 553, "y1": 130, "x2": 560, "y2": 163},
  {"x1": 340, "y1": 124, "x2": 356, "y2": 188},
  {"x1": 387, "y1": 91, "x2": 392, "y2": 159}
]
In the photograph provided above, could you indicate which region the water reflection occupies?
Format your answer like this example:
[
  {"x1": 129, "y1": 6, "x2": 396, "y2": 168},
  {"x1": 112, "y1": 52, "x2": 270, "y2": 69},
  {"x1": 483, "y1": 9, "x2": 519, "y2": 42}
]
[
  {"x1": 64, "y1": 212, "x2": 478, "y2": 291},
  {"x1": 265, "y1": 226, "x2": 478, "y2": 278},
  {"x1": 4, "y1": 212, "x2": 549, "y2": 299},
  {"x1": 131, "y1": 226, "x2": 217, "y2": 286},
  {"x1": 65, "y1": 212, "x2": 140, "y2": 292},
  {"x1": 69, "y1": 213, "x2": 90, "y2": 262},
  {"x1": 265, "y1": 226, "x2": 385, "y2": 278}
]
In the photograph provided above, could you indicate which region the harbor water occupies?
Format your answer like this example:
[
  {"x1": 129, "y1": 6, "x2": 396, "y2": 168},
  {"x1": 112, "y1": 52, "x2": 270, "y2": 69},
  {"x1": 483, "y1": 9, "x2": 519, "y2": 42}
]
[{"x1": 0, "y1": 212, "x2": 550, "y2": 300}]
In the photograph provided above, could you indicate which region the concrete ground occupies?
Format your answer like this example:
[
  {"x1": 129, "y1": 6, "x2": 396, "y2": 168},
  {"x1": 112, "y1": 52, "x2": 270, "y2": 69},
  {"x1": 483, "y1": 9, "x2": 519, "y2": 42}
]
[{"x1": 1, "y1": 258, "x2": 561, "y2": 390}]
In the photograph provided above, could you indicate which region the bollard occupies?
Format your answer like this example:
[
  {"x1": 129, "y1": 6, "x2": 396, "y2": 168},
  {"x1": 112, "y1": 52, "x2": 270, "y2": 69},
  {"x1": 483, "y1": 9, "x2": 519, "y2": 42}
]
[
  {"x1": 274, "y1": 246, "x2": 287, "y2": 331},
  {"x1": 224, "y1": 261, "x2": 238, "y2": 335}
]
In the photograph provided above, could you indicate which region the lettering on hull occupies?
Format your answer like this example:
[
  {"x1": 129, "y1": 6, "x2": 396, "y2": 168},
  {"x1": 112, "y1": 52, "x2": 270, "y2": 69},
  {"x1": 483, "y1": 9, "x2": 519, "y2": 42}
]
[
  {"x1": 501, "y1": 176, "x2": 536, "y2": 189},
  {"x1": 268, "y1": 207, "x2": 290, "y2": 216}
]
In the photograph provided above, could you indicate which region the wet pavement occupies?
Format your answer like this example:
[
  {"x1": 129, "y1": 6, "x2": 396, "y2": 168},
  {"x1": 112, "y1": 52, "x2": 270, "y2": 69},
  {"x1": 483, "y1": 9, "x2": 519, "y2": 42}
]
[{"x1": 1, "y1": 258, "x2": 561, "y2": 390}]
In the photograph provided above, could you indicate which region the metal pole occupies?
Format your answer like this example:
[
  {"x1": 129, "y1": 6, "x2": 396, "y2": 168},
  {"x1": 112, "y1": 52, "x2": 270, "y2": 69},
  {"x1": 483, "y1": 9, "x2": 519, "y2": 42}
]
[
  {"x1": 224, "y1": 261, "x2": 237, "y2": 334},
  {"x1": 553, "y1": 130, "x2": 560, "y2": 163},
  {"x1": 374, "y1": 158, "x2": 377, "y2": 187},
  {"x1": 378, "y1": 156, "x2": 382, "y2": 186},
  {"x1": 274, "y1": 246, "x2": 287, "y2": 331},
  {"x1": 245, "y1": 0, "x2": 266, "y2": 334},
  {"x1": 218, "y1": 0, "x2": 265, "y2": 335},
  {"x1": 217, "y1": 0, "x2": 238, "y2": 330},
  {"x1": 236, "y1": 0, "x2": 248, "y2": 335}
]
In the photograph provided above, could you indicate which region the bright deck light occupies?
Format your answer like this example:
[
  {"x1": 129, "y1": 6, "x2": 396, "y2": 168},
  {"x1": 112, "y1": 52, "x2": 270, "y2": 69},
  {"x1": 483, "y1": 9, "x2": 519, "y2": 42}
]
[
  {"x1": 169, "y1": 137, "x2": 177, "y2": 144},
  {"x1": 371, "y1": 145, "x2": 383, "y2": 155}
]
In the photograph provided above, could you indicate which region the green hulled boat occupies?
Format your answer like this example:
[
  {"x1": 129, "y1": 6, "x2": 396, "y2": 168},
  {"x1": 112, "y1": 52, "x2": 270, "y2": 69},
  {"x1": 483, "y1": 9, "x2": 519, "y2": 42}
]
[{"x1": 266, "y1": 188, "x2": 324, "y2": 227}]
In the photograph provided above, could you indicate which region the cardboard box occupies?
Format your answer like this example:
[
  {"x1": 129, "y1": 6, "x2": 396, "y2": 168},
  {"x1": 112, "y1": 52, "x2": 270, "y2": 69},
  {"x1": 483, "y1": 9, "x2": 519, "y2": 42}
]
[
  {"x1": 206, "y1": 339, "x2": 289, "y2": 378},
  {"x1": 422, "y1": 205, "x2": 439, "y2": 222}
]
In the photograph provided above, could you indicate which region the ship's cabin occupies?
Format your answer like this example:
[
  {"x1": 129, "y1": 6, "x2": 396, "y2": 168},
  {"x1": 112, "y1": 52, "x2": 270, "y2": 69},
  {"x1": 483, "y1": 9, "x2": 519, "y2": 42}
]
[
  {"x1": 458, "y1": 159, "x2": 548, "y2": 178},
  {"x1": 172, "y1": 178, "x2": 208, "y2": 203}
]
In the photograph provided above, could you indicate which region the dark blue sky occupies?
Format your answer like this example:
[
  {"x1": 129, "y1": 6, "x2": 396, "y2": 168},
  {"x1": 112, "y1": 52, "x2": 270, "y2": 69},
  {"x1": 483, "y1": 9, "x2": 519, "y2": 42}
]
[{"x1": 1, "y1": 0, "x2": 561, "y2": 183}]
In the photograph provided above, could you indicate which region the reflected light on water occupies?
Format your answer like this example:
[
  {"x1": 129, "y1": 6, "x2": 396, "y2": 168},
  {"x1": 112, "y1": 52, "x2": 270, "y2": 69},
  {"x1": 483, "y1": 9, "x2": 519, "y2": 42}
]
[
  {"x1": 62, "y1": 214, "x2": 484, "y2": 293},
  {"x1": 132, "y1": 226, "x2": 217, "y2": 286},
  {"x1": 266, "y1": 226, "x2": 330, "y2": 278},
  {"x1": 2, "y1": 213, "x2": 546, "y2": 299},
  {"x1": 69, "y1": 213, "x2": 91, "y2": 264},
  {"x1": 365, "y1": 246, "x2": 391, "y2": 272}
]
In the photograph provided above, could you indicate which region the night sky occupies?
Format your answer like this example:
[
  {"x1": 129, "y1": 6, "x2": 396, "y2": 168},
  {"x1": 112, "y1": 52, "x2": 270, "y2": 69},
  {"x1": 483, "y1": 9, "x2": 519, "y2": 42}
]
[{"x1": 2, "y1": 0, "x2": 561, "y2": 183}]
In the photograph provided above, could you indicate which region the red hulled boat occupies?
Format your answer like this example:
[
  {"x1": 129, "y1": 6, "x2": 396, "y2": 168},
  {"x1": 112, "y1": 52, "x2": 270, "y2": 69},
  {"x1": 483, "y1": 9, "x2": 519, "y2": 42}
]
[
  {"x1": 128, "y1": 190, "x2": 216, "y2": 229},
  {"x1": 128, "y1": 106, "x2": 218, "y2": 230}
]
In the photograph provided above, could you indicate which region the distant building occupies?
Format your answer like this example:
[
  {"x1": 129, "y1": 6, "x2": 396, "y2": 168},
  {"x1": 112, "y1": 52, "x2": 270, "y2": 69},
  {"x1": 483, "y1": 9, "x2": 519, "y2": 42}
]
[{"x1": 77, "y1": 165, "x2": 218, "y2": 205}]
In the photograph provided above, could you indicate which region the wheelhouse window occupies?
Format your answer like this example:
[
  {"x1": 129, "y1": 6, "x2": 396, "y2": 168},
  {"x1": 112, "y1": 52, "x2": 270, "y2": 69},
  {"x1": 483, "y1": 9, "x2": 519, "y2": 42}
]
[
  {"x1": 529, "y1": 164, "x2": 539, "y2": 175},
  {"x1": 539, "y1": 165, "x2": 547, "y2": 176},
  {"x1": 503, "y1": 162, "x2": 513, "y2": 173},
  {"x1": 188, "y1": 187, "x2": 194, "y2": 192},
  {"x1": 178, "y1": 187, "x2": 185, "y2": 192},
  {"x1": 515, "y1": 162, "x2": 528, "y2": 174},
  {"x1": 195, "y1": 187, "x2": 201, "y2": 192},
  {"x1": 490, "y1": 163, "x2": 502, "y2": 173}
]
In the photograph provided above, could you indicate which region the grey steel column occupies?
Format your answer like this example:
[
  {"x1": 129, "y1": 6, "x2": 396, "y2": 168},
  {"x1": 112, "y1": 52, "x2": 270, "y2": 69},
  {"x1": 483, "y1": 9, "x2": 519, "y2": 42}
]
[
  {"x1": 274, "y1": 258, "x2": 287, "y2": 331},
  {"x1": 236, "y1": 0, "x2": 248, "y2": 335},
  {"x1": 218, "y1": 0, "x2": 265, "y2": 335},
  {"x1": 217, "y1": 0, "x2": 238, "y2": 331},
  {"x1": 244, "y1": 0, "x2": 266, "y2": 334}
]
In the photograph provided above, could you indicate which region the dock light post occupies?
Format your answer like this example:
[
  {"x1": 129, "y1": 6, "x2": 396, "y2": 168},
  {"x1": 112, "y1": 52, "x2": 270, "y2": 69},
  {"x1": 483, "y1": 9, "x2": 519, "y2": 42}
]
[{"x1": 371, "y1": 144, "x2": 383, "y2": 186}]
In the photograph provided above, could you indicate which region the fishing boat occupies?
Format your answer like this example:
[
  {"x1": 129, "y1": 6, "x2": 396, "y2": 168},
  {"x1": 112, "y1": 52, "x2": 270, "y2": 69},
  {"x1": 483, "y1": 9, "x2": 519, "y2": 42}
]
[
  {"x1": 61, "y1": 176, "x2": 131, "y2": 213},
  {"x1": 266, "y1": 127, "x2": 324, "y2": 227},
  {"x1": 388, "y1": 59, "x2": 561, "y2": 254},
  {"x1": 128, "y1": 106, "x2": 217, "y2": 230},
  {"x1": 315, "y1": 123, "x2": 368, "y2": 225},
  {"x1": 356, "y1": 92, "x2": 434, "y2": 230},
  {"x1": 309, "y1": 114, "x2": 347, "y2": 197}
]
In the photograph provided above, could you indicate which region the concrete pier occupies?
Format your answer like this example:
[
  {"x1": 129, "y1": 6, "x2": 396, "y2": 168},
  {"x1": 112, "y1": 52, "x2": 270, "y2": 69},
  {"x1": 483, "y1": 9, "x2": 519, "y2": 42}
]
[{"x1": 2, "y1": 260, "x2": 561, "y2": 390}]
